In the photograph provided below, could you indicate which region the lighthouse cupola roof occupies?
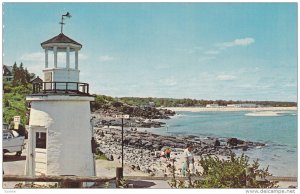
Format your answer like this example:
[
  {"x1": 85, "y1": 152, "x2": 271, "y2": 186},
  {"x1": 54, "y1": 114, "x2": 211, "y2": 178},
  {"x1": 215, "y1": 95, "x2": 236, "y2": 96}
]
[{"x1": 41, "y1": 33, "x2": 82, "y2": 49}]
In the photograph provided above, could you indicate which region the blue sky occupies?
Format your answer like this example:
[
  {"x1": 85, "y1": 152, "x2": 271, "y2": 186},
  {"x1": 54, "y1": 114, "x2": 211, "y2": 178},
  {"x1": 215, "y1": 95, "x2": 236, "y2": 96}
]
[{"x1": 2, "y1": 3, "x2": 297, "y2": 101}]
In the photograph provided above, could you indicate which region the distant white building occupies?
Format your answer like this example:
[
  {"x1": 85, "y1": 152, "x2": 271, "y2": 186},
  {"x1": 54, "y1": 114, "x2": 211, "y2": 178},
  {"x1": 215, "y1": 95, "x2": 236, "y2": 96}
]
[
  {"x1": 206, "y1": 104, "x2": 219, "y2": 108},
  {"x1": 148, "y1": 102, "x2": 155, "y2": 107},
  {"x1": 241, "y1": 104, "x2": 257, "y2": 108},
  {"x1": 227, "y1": 104, "x2": 257, "y2": 108},
  {"x1": 226, "y1": 104, "x2": 236, "y2": 108}
]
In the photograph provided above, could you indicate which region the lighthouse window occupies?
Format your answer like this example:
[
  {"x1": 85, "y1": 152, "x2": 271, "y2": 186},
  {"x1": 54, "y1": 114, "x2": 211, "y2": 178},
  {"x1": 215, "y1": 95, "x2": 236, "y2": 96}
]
[{"x1": 36, "y1": 132, "x2": 46, "y2": 149}]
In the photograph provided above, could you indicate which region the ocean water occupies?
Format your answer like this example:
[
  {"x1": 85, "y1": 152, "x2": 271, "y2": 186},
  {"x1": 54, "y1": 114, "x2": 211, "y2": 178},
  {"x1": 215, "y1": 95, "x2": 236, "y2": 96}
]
[{"x1": 151, "y1": 110, "x2": 297, "y2": 177}]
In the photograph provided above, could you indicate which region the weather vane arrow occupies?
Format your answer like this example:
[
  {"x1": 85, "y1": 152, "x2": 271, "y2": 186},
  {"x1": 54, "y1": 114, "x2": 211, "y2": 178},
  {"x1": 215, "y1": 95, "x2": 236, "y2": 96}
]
[{"x1": 59, "y1": 12, "x2": 72, "y2": 33}]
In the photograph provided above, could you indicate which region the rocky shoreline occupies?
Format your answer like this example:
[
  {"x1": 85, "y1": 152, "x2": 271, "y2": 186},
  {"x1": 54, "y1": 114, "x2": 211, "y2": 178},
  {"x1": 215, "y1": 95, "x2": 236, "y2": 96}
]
[
  {"x1": 92, "y1": 107, "x2": 175, "y2": 128},
  {"x1": 92, "y1": 105, "x2": 266, "y2": 177},
  {"x1": 94, "y1": 127, "x2": 265, "y2": 177}
]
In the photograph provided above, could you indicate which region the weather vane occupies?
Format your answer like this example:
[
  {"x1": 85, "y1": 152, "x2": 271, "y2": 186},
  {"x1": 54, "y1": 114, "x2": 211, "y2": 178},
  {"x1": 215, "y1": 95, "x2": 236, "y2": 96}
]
[{"x1": 59, "y1": 12, "x2": 71, "y2": 33}]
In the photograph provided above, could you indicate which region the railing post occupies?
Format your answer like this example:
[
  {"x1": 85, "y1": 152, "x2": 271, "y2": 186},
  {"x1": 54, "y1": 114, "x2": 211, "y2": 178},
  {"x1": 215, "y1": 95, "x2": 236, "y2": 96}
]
[
  {"x1": 116, "y1": 167, "x2": 123, "y2": 188},
  {"x1": 60, "y1": 180, "x2": 82, "y2": 188},
  {"x1": 76, "y1": 83, "x2": 79, "y2": 93},
  {"x1": 43, "y1": 82, "x2": 46, "y2": 94},
  {"x1": 65, "y1": 82, "x2": 68, "y2": 93},
  {"x1": 54, "y1": 82, "x2": 57, "y2": 93},
  {"x1": 87, "y1": 84, "x2": 89, "y2": 94}
]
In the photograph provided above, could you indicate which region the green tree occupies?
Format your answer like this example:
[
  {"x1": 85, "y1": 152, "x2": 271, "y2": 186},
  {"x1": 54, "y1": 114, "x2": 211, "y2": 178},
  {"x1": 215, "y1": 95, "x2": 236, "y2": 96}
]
[
  {"x1": 12, "y1": 62, "x2": 19, "y2": 86},
  {"x1": 3, "y1": 84, "x2": 32, "y2": 126},
  {"x1": 11, "y1": 62, "x2": 34, "y2": 86},
  {"x1": 19, "y1": 62, "x2": 27, "y2": 84},
  {"x1": 3, "y1": 62, "x2": 35, "y2": 126}
]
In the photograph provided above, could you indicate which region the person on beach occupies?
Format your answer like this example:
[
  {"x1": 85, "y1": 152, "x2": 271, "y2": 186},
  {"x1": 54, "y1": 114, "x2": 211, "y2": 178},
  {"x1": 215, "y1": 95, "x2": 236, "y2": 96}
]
[
  {"x1": 160, "y1": 150, "x2": 166, "y2": 158},
  {"x1": 165, "y1": 148, "x2": 171, "y2": 160},
  {"x1": 182, "y1": 144, "x2": 195, "y2": 176}
]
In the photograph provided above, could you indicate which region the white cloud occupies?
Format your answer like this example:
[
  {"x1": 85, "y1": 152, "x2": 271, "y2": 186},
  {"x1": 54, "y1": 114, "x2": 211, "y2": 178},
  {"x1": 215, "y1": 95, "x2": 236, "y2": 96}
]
[
  {"x1": 218, "y1": 37, "x2": 255, "y2": 48},
  {"x1": 234, "y1": 38, "x2": 255, "y2": 46},
  {"x1": 199, "y1": 37, "x2": 254, "y2": 60},
  {"x1": 216, "y1": 74, "x2": 237, "y2": 81},
  {"x1": 99, "y1": 55, "x2": 115, "y2": 62},
  {"x1": 20, "y1": 52, "x2": 44, "y2": 63}
]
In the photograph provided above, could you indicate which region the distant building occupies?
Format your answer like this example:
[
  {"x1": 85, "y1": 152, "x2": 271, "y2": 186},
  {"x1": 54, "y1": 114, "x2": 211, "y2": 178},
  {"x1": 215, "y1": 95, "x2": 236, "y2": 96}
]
[
  {"x1": 3, "y1": 65, "x2": 13, "y2": 82},
  {"x1": 206, "y1": 104, "x2": 219, "y2": 108},
  {"x1": 30, "y1": 76, "x2": 43, "y2": 84},
  {"x1": 241, "y1": 104, "x2": 257, "y2": 108},
  {"x1": 226, "y1": 104, "x2": 236, "y2": 108},
  {"x1": 148, "y1": 102, "x2": 155, "y2": 107},
  {"x1": 227, "y1": 104, "x2": 257, "y2": 108}
]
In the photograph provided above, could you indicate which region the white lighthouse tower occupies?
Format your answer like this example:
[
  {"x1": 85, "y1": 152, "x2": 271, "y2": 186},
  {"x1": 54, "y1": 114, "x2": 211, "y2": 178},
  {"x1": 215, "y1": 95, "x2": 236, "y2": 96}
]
[{"x1": 25, "y1": 14, "x2": 96, "y2": 180}]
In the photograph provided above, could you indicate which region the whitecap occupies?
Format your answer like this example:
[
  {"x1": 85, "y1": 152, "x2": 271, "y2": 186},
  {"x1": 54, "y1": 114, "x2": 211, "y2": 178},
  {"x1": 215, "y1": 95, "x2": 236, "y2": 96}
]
[{"x1": 245, "y1": 111, "x2": 280, "y2": 117}]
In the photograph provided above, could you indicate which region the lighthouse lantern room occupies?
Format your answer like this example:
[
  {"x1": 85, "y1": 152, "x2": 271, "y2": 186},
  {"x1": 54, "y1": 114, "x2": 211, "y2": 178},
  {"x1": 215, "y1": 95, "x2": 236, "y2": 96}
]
[{"x1": 25, "y1": 13, "x2": 96, "y2": 182}]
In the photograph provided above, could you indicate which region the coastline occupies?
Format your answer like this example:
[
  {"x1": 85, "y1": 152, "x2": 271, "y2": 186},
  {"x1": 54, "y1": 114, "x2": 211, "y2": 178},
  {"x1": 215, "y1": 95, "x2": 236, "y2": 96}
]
[
  {"x1": 93, "y1": 126, "x2": 297, "y2": 188},
  {"x1": 165, "y1": 106, "x2": 297, "y2": 112},
  {"x1": 90, "y1": 105, "x2": 297, "y2": 184}
]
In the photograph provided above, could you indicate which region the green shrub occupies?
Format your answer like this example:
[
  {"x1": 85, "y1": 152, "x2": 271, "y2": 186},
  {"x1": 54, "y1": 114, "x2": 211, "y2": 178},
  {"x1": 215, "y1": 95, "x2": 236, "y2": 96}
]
[
  {"x1": 95, "y1": 154, "x2": 109, "y2": 160},
  {"x1": 169, "y1": 152, "x2": 278, "y2": 188},
  {"x1": 14, "y1": 183, "x2": 60, "y2": 188},
  {"x1": 95, "y1": 149, "x2": 109, "y2": 160}
]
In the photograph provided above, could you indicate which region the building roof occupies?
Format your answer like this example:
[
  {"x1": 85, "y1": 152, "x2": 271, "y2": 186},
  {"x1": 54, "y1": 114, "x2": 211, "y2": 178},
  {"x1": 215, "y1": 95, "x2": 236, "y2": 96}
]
[
  {"x1": 3, "y1": 65, "x2": 13, "y2": 76},
  {"x1": 41, "y1": 33, "x2": 82, "y2": 47},
  {"x1": 30, "y1": 76, "x2": 43, "y2": 83}
]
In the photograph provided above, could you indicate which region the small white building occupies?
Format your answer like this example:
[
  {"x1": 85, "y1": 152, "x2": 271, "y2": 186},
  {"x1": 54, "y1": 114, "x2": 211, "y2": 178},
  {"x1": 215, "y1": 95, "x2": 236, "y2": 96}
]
[
  {"x1": 206, "y1": 104, "x2": 219, "y2": 108},
  {"x1": 25, "y1": 30, "x2": 96, "y2": 183},
  {"x1": 227, "y1": 104, "x2": 257, "y2": 108},
  {"x1": 148, "y1": 102, "x2": 155, "y2": 107}
]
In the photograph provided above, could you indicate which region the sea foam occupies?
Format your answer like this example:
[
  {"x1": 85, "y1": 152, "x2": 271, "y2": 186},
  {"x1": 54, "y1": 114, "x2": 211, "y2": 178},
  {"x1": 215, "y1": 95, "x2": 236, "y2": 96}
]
[{"x1": 245, "y1": 111, "x2": 280, "y2": 117}]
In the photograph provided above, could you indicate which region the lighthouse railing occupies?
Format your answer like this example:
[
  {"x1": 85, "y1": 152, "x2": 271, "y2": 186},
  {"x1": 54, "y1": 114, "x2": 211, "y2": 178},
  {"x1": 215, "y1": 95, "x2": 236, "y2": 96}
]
[{"x1": 32, "y1": 81, "x2": 90, "y2": 95}]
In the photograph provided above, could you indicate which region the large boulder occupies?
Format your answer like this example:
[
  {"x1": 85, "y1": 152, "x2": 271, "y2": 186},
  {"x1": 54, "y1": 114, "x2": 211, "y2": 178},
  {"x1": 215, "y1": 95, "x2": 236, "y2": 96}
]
[
  {"x1": 214, "y1": 139, "x2": 221, "y2": 147},
  {"x1": 227, "y1": 138, "x2": 244, "y2": 146}
]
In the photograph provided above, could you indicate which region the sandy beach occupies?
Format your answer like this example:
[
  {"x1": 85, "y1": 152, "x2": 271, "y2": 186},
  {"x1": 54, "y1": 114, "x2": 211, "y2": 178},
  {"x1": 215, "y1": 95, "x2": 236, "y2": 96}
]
[{"x1": 165, "y1": 106, "x2": 297, "y2": 112}]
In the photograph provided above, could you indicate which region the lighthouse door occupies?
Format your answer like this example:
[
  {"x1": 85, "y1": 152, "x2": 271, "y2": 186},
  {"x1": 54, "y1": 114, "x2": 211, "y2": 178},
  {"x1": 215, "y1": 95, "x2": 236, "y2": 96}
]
[{"x1": 28, "y1": 126, "x2": 47, "y2": 176}]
